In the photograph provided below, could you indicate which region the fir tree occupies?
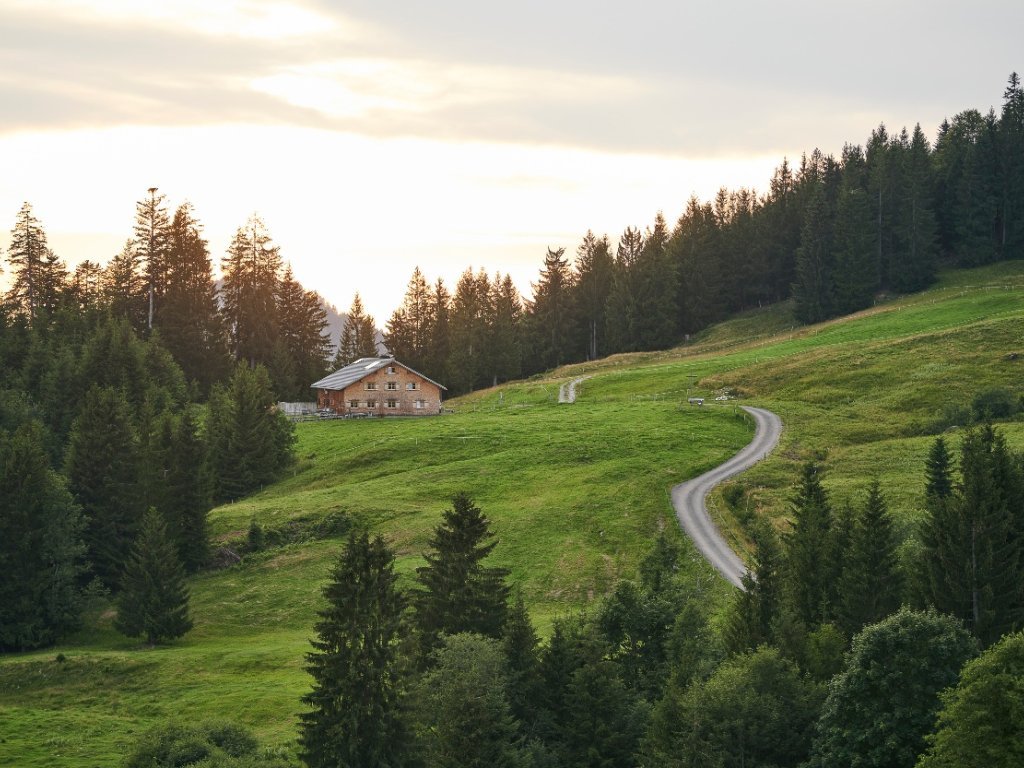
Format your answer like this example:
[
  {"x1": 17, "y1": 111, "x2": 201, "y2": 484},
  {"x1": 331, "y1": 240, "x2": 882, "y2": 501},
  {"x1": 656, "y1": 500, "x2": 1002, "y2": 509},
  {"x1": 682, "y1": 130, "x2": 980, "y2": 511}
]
[
  {"x1": 221, "y1": 215, "x2": 282, "y2": 368},
  {"x1": 64, "y1": 385, "x2": 143, "y2": 589},
  {"x1": 725, "y1": 519, "x2": 783, "y2": 654},
  {"x1": 6, "y1": 202, "x2": 51, "y2": 323},
  {"x1": 503, "y1": 592, "x2": 542, "y2": 737},
  {"x1": 383, "y1": 267, "x2": 433, "y2": 372},
  {"x1": 891, "y1": 124, "x2": 939, "y2": 292},
  {"x1": 115, "y1": 507, "x2": 193, "y2": 644},
  {"x1": 334, "y1": 292, "x2": 377, "y2": 368},
  {"x1": 275, "y1": 264, "x2": 330, "y2": 398},
  {"x1": 486, "y1": 273, "x2": 523, "y2": 387},
  {"x1": 832, "y1": 144, "x2": 879, "y2": 314},
  {"x1": 572, "y1": 230, "x2": 613, "y2": 360},
  {"x1": 445, "y1": 268, "x2": 490, "y2": 393},
  {"x1": 920, "y1": 426, "x2": 1024, "y2": 646},
  {"x1": 299, "y1": 531, "x2": 409, "y2": 768},
  {"x1": 785, "y1": 462, "x2": 838, "y2": 627},
  {"x1": 414, "y1": 492, "x2": 511, "y2": 657},
  {"x1": 0, "y1": 422, "x2": 85, "y2": 651},
  {"x1": 837, "y1": 480, "x2": 903, "y2": 636},
  {"x1": 207, "y1": 364, "x2": 295, "y2": 502},
  {"x1": 160, "y1": 202, "x2": 229, "y2": 393},
  {"x1": 133, "y1": 188, "x2": 172, "y2": 331},
  {"x1": 604, "y1": 227, "x2": 644, "y2": 353},
  {"x1": 103, "y1": 239, "x2": 148, "y2": 332},
  {"x1": 523, "y1": 248, "x2": 574, "y2": 373}
]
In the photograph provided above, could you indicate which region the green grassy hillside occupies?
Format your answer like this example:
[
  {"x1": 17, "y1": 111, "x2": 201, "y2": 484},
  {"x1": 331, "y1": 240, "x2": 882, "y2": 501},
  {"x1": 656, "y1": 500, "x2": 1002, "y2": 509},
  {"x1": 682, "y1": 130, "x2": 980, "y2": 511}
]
[{"x1": 2, "y1": 260, "x2": 1023, "y2": 766}]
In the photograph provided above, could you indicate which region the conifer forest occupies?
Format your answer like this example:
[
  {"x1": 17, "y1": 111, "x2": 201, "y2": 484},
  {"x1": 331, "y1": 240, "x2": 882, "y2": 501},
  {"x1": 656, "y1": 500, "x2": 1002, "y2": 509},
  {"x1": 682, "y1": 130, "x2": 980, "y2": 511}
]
[{"x1": 1, "y1": 74, "x2": 1024, "y2": 768}]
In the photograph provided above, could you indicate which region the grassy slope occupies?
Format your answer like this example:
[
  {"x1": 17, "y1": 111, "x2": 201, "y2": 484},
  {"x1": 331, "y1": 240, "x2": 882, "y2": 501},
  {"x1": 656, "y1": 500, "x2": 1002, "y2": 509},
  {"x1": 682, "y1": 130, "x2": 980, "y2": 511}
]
[{"x1": 2, "y1": 260, "x2": 1023, "y2": 766}]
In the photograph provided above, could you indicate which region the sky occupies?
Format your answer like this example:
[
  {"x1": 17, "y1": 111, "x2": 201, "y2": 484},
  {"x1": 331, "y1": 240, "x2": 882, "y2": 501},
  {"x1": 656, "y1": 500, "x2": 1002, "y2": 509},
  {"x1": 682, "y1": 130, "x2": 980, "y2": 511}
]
[{"x1": 1, "y1": 0, "x2": 1021, "y2": 321}]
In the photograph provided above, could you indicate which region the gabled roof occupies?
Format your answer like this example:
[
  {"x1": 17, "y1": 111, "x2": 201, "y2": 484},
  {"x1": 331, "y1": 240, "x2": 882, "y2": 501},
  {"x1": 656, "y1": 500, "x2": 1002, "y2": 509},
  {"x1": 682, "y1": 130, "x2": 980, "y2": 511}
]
[{"x1": 311, "y1": 357, "x2": 447, "y2": 391}]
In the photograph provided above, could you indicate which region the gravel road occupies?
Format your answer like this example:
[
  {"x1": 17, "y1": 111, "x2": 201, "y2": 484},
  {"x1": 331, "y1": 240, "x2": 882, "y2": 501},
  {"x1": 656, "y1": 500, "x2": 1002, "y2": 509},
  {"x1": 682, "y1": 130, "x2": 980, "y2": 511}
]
[
  {"x1": 670, "y1": 406, "x2": 782, "y2": 588},
  {"x1": 558, "y1": 375, "x2": 591, "y2": 404}
]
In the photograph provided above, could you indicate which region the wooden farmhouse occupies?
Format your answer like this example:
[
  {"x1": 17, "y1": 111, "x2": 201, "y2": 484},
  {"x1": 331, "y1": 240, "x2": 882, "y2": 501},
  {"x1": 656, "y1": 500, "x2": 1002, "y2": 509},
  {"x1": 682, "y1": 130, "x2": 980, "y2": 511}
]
[{"x1": 311, "y1": 357, "x2": 447, "y2": 417}]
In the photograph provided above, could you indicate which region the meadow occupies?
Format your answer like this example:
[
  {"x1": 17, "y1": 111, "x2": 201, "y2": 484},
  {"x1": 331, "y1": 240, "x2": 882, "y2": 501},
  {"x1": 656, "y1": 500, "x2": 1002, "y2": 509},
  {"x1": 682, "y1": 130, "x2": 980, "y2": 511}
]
[{"x1": 2, "y1": 260, "x2": 1023, "y2": 766}]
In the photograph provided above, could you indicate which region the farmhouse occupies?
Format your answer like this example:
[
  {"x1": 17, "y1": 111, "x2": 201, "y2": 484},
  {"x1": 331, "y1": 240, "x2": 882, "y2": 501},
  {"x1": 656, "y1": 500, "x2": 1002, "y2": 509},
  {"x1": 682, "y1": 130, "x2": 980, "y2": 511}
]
[{"x1": 311, "y1": 357, "x2": 447, "y2": 417}]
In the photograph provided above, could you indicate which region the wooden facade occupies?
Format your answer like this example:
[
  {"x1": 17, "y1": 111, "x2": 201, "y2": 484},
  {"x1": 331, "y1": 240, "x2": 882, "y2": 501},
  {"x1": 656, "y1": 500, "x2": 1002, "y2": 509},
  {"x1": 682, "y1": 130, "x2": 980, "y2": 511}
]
[{"x1": 313, "y1": 359, "x2": 445, "y2": 417}]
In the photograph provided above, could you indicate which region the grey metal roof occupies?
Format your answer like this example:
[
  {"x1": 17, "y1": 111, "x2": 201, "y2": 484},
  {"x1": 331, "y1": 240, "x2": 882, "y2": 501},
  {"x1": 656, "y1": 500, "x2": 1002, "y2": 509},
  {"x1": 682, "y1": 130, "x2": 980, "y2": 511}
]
[{"x1": 311, "y1": 357, "x2": 447, "y2": 392}]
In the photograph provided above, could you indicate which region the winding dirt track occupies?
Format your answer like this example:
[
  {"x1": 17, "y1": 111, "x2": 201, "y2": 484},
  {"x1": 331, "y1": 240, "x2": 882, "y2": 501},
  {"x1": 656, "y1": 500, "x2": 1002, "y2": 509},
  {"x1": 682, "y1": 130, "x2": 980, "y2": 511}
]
[{"x1": 670, "y1": 406, "x2": 783, "y2": 588}]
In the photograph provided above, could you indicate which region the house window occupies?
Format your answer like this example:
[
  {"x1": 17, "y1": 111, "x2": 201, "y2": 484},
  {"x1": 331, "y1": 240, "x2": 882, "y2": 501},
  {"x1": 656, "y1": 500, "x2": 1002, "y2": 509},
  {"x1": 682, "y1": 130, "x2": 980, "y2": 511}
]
[
  {"x1": 386, "y1": 399, "x2": 398, "y2": 408},
  {"x1": 406, "y1": 382, "x2": 418, "y2": 390},
  {"x1": 365, "y1": 382, "x2": 377, "y2": 390},
  {"x1": 415, "y1": 399, "x2": 426, "y2": 409},
  {"x1": 349, "y1": 400, "x2": 359, "y2": 408},
  {"x1": 367, "y1": 399, "x2": 377, "y2": 408},
  {"x1": 386, "y1": 366, "x2": 397, "y2": 374},
  {"x1": 385, "y1": 381, "x2": 398, "y2": 390}
]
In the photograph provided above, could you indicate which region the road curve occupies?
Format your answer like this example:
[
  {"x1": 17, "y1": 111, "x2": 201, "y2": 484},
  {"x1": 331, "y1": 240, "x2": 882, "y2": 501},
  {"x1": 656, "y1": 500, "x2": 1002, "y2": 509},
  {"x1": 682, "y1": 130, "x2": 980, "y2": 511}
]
[{"x1": 670, "y1": 406, "x2": 782, "y2": 589}]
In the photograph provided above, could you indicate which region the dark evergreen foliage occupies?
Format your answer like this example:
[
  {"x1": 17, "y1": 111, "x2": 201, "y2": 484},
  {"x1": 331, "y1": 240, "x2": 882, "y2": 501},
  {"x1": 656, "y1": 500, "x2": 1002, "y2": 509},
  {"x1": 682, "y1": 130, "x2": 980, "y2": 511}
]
[
  {"x1": 646, "y1": 647, "x2": 824, "y2": 768},
  {"x1": 413, "y1": 493, "x2": 511, "y2": 656},
  {"x1": 837, "y1": 480, "x2": 904, "y2": 636},
  {"x1": 115, "y1": 507, "x2": 193, "y2": 644},
  {"x1": 920, "y1": 425, "x2": 1024, "y2": 646},
  {"x1": 65, "y1": 385, "x2": 144, "y2": 589},
  {"x1": 0, "y1": 422, "x2": 85, "y2": 651},
  {"x1": 299, "y1": 531, "x2": 409, "y2": 768},
  {"x1": 784, "y1": 462, "x2": 840, "y2": 627},
  {"x1": 207, "y1": 364, "x2": 295, "y2": 502}
]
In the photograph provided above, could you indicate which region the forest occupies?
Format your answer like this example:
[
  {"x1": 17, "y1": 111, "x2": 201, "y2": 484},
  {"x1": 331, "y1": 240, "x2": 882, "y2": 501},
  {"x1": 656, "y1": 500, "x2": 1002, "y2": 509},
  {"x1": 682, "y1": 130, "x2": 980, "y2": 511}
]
[{"x1": 1, "y1": 73, "x2": 1023, "y2": 767}]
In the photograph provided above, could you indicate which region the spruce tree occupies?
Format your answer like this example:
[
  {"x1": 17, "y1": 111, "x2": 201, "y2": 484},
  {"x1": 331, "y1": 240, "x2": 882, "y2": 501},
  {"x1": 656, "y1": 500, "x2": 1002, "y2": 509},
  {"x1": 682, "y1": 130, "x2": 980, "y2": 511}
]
[
  {"x1": 522, "y1": 247, "x2": 574, "y2": 373},
  {"x1": 207, "y1": 364, "x2": 295, "y2": 502},
  {"x1": 572, "y1": 230, "x2": 613, "y2": 360},
  {"x1": 103, "y1": 239, "x2": 148, "y2": 332},
  {"x1": 300, "y1": 531, "x2": 409, "y2": 768},
  {"x1": 333, "y1": 292, "x2": 377, "y2": 368},
  {"x1": 725, "y1": 519, "x2": 783, "y2": 654},
  {"x1": 115, "y1": 507, "x2": 193, "y2": 644},
  {"x1": 165, "y1": 408, "x2": 211, "y2": 571},
  {"x1": 793, "y1": 158, "x2": 838, "y2": 323},
  {"x1": 920, "y1": 426, "x2": 1024, "y2": 646},
  {"x1": 0, "y1": 422, "x2": 85, "y2": 650},
  {"x1": 487, "y1": 273, "x2": 523, "y2": 387},
  {"x1": 832, "y1": 144, "x2": 879, "y2": 314},
  {"x1": 221, "y1": 215, "x2": 282, "y2": 368},
  {"x1": 445, "y1": 268, "x2": 491, "y2": 393},
  {"x1": 785, "y1": 462, "x2": 838, "y2": 627},
  {"x1": 133, "y1": 188, "x2": 172, "y2": 331},
  {"x1": 6, "y1": 202, "x2": 51, "y2": 323},
  {"x1": 275, "y1": 264, "x2": 330, "y2": 398},
  {"x1": 604, "y1": 227, "x2": 643, "y2": 354},
  {"x1": 414, "y1": 492, "x2": 511, "y2": 656},
  {"x1": 64, "y1": 385, "x2": 144, "y2": 589},
  {"x1": 503, "y1": 592, "x2": 542, "y2": 736},
  {"x1": 160, "y1": 203, "x2": 229, "y2": 393},
  {"x1": 837, "y1": 480, "x2": 903, "y2": 636}
]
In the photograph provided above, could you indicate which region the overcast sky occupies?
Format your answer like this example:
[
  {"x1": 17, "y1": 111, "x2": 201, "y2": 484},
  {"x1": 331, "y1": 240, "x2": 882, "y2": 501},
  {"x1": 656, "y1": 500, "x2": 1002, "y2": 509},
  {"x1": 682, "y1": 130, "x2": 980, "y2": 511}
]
[{"x1": 1, "y1": 0, "x2": 1020, "y2": 320}]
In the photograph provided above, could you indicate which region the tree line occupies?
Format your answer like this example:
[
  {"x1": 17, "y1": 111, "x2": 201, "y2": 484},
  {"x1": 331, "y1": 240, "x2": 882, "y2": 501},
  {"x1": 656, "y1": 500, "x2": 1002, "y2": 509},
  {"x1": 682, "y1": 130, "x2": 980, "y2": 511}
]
[
  {"x1": 4, "y1": 74, "x2": 1020, "y2": 402},
  {"x1": 298, "y1": 423, "x2": 1024, "y2": 768},
  {"x1": 370, "y1": 73, "x2": 1024, "y2": 394}
]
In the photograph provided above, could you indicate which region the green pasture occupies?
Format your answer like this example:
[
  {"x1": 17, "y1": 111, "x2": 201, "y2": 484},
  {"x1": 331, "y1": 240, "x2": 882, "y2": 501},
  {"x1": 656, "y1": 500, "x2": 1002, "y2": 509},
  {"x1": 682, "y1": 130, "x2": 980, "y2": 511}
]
[{"x1": 3, "y1": 260, "x2": 1024, "y2": 766}]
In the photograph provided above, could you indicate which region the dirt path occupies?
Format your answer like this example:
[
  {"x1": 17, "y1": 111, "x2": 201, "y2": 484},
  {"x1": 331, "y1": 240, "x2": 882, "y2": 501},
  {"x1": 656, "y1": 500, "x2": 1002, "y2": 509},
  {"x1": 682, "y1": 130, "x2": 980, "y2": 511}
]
[
  {"x1": 670, "y1": 406, "x2": 782, "y2": 588},
  {"x1": 558, "y1": 375, "x2": 591, "y2": 403}
]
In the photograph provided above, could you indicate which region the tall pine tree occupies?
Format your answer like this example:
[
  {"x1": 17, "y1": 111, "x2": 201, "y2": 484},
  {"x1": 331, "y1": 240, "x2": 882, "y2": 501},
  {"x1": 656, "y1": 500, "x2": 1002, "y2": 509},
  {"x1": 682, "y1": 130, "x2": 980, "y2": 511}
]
[{"x1": 300, "y1": 531, "x2": 409, "y2": 768}]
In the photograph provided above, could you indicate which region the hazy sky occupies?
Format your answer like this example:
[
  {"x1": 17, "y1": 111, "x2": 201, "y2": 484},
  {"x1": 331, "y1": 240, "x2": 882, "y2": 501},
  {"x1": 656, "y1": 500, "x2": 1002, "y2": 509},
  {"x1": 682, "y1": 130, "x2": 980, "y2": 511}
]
[{"x1": 1, "y1": 1, "x2": 1020, "y2": 320}]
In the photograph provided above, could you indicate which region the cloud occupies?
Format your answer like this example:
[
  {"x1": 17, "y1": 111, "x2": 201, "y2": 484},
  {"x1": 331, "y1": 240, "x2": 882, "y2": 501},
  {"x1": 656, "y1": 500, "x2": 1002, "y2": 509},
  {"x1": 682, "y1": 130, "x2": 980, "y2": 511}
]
[{"x1": 1, "y1": 0, "x2": 1021, "y2": 158}]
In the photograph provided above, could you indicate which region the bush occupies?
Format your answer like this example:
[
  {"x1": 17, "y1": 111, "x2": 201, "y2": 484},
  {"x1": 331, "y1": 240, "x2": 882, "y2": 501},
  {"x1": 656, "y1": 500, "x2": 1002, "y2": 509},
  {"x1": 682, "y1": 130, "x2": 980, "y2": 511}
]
[
  {"x1": 123, "y1": 720, "x2": 294, "y2": 768},
  {"x1": 971, "y1": 387, "x2": 1019, "y2": 421}
]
